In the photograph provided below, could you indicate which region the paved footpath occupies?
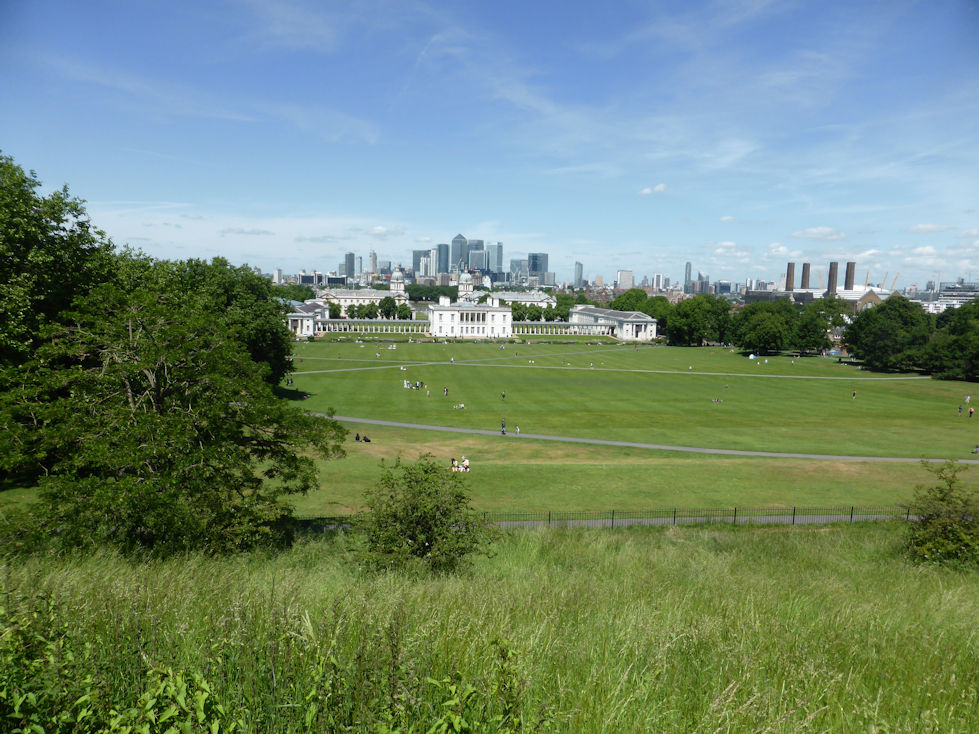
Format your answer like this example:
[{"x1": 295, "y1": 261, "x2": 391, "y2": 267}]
[{"x1": 325, "y1": 414, "x2": 979, "y2": 465}]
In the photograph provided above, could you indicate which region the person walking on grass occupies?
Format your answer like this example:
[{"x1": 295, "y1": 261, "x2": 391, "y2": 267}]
[{"x1": 501, "y1": 418, "x2": 506, "y2": 435}]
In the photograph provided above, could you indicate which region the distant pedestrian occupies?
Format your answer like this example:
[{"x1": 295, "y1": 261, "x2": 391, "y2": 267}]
[
  {"x1": 852, "y1": 391, "x2": 856, "y2": 400},
  {"x1": 501, "y1": 391, "x2": 506, "y2": 400},
  {"x1": 515, "y1": 426, "x2": 520, "y2": 435},
  {"x1": 959, "y1": 405, "x2": 964, "y2": 416},
  {"x1": 967, "y1": 395, "x2": 972, "y2": 404},
  {"x1": 501, "y1": 418, "x2": 506, "y2": 435},
  {"x1": 443, "y1": 386, "x2": 448, "y2": 396}
]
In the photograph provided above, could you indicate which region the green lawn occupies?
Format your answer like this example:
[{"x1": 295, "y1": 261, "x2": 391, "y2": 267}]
[{"x1": 291, "y1": 341, "x2": 974, "y2": 458}]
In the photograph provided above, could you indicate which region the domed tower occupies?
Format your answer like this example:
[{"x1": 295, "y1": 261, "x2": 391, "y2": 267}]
[
  {"x1": 458, "y1": 271, "x2": 474, "y2": 298},
  {"x1": 390, "y1": 270, "x2": 405, "y2": 295}
]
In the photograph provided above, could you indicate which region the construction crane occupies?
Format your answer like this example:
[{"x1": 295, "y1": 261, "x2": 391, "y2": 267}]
[
  {"x1": 890, "y1": 273, "x2": 899, "y2": 290},
  {"x1": 864, "y1": 271, "x2": 870, "y2": 288},
  {"x1": 817, "y1": 270, "x2": 825, "y2": 290},
  {"x1": 882, "y1": 271, "x2": 888, "y2": 290}
]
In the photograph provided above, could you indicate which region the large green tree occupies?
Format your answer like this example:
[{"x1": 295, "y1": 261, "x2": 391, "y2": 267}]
[
  {"x1": 0, "y1": 153, "x2": 114, "y2": 366},
  {"x1": 921, "y1": 299, "x2": 979, "y2": 381},
  {"x1": 28, "y1": 281, "x2": 345, "y2": 553},
  {"x1": 667, "y1": 295, "x2": 730, "y2": 346},
  {"x1": 844, "y1": 295, "x2": 932, "y2": 372}
]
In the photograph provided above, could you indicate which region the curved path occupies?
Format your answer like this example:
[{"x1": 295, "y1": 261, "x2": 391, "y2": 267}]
[{"x1": 326, "y1": 414, "x2": 979, "y2": 465}]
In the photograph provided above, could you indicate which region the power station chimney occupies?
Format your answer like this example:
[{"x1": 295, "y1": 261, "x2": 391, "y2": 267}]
[
  {"x1": 800, "y1": 263, "x2": 811, "y2": 289},
  {"x1": 785, "y1": 262, "x2": 795, "y2": 292},
  {"x1": 844, "y1": 261, "x2": 856, "y2": 291},
  {"x1": 827, "y1": 261, "x2": 839, "y2": 295}
]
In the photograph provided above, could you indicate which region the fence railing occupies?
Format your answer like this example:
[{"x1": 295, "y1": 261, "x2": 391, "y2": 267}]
[{"x1": 290, "y1": 506, "x2": 911, "y2": 533}]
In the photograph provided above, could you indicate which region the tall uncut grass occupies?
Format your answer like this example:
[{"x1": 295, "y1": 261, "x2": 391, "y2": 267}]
[{"x1": 4, "y1": 523, "x2": 978, "y2": 731}]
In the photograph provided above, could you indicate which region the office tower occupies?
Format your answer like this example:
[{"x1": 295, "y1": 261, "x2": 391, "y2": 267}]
[
  {"x1": 528, "y1": 252, "x2": 548, "y2": 276},
  {"x1": 467, "y1": 239, "x2": 484, "y2": 251},
  {"x1": 594, "y1": 274, "x2": 604, "y2": 287},
  {"x1": 378, "y1": 260, "x2": 391, "y2": 274},
  {"x1": 369, "y1": 250, "x2": 377, "y2": 274},
  {"x1": 273, "y1": 268, "x2": 282, "y2": 285},
  {"x1": 684, "y1": 261, "x2": 692, "y2": 292},
  {"x1": 487, "y1": 242, "x2": 503, "y2": 274},
  {"x1": 510, "y1": 258, "x2": 528, "y2": 281},
  {"x1": 451, "y1": 234, "x2": 468, "y2": 272},
  {"x1": 617, "y1": 270, "x2": 634, "y2": 290},
  {"x1": 412, "y1": 249, "x2": 428, "y2": 274},
  {"x1": 469, "y1": 249, "x2": 487, "y2": 271},
  {"x1": 355, "y1": 256, "x2": 362, "y2": 279},
  {"x1": 436, "y1": 243, "x2": 449, "y2": 274},
  {"x1": 574, "y1": 261, "x2": 584, "y2": 288},
  {"x1": 344, "y1": 252, "x2": 355, "y2": 280},
  {"x1": 652, "y1": 273, "x2": 662, "y2": 290}
]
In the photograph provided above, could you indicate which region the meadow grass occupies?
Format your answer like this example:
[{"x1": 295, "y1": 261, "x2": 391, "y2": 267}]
[{"x1": 5, "y1": 523, "x2": 978, "y2": 731}]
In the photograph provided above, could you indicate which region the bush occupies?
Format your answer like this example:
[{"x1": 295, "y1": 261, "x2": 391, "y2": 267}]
[
  {"x1": 905, "y1": 461, "x2": 979, "y2": 567},
  {"x1": 357, "y1": 455, "x2": 498, "y2": 574}
]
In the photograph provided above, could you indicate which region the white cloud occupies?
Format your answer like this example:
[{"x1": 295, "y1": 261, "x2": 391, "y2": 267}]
[
  {"x1": 792, "y1": 226, "x2": 845, "y2": 241},
  {"x1": 767, "y1": 242, "x2": 788, "y2": 256},
  {"x1": 639, "y1": 183, "x2": 668, "y2": 195},
  {"x1": 912, "y1": 246, "x2": 937, "y2": 255},
  {"x1": 720, "y1": 215, "x2": 736, "y2": 222},
  {"x1": 958, "y1": 229, "x2": 979, "y2": 238},
  {"x1": 907, "y1": 223, "x2": 952, "y2": 233}
]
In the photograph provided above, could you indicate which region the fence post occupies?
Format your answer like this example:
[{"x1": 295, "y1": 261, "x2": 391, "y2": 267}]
[
  {"x1": 611, "y1": 510, "x2": 615, "y2": 529},
  {"x1": 548, "y1": 511, "x2": 551, "y2": 526},
  {"x1": 733, "y1": 507, "x2": 737, "y2": 525},
  {"x1": 906, "y1": 507, "x2": 910, "y2": 521},
  {"x1": 673, "y1": 508, "x2": 677, "y2": 525},
  {"x1": 792, "y1": 507, "x2": 796, "y2": 525},
  {"x1": 850, "y1": 506, "x2": 853, "y2": 523}
]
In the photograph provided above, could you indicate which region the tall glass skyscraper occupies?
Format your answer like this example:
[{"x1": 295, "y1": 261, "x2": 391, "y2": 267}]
[{"x1": 574, "y1": 261, "x2": 584, "y2": 288}]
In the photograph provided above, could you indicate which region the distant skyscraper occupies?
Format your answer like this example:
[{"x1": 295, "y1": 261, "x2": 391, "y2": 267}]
[
  {"x1": 617, "y1": 269, "x2": 634, "y2": 290},
  {"x1": 344, "y1": 252, "x2": 355, "y2": 281},
  {"x1": 684, "y1": 261, "x2": 693, "y2": 293},
  {"x1": 355, "y1": 256, "x2": 362, "y2": 278},
  {"x1": 451, "y1": 234, "x2": 468, "y2": 272},
  {"x1": 487, "y1": 242, "x2": 503, "y2": 274},
  {"x1": 653, "y1": 273, "x2": 662, "y2": 290},
  {"x1": 412, "y1": 249, "x2": 428, "y2": 273},
  {"x1": 510, "y1": 258, "x2": 528, "y2": 281},
  {"x1": 528, "y1": 252, "x2": 548, "y2": 276},
  {"x1": 574, "y1": 261, "x2": 583, "y2": 288},
  {"x1": 369, "y1": 250, "x2": 377, "y2": 274},
  {"x1": 468, "y1": 249, "x2": 487, "y2": 271},
  {"x1": 436, "y1": 244, "x2": 449, "y2": 274}
]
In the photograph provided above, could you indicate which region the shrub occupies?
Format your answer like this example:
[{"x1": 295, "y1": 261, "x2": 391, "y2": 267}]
[
  {"x1": 905, "y1": 461, "x2": 979, "y2": 567},
  {"x1": 357, "y1": 455, "x2": 498, "y2": 574}
]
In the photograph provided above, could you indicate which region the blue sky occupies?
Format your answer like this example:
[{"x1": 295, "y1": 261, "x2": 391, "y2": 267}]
[{"x1": 2, "y1": 0, "x2": 977, "y2": 289}]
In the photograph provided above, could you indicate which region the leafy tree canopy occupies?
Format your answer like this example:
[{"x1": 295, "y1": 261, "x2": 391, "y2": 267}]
[
  {"x1": 273, "y1": 283, "x2": 315, "y2": 302},
  {"x1": 844, "y1": 295, "x2": 932, "y2": 372},
  {"x1": 0, "y1": 152, "x2": 115, "y2": 366}
]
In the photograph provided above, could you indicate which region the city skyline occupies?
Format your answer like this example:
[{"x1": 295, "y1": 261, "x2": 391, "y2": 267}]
[{"x1": 2, "y1": 1, "x2": 978, "y2": 288}]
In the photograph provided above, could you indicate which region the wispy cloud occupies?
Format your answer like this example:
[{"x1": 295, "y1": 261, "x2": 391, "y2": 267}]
[
  {"x1": 639, "y1": 183, "x2": 668, "y2": 195},
  {"x1": 907, "y1": 223, "x2": 952, "y2": 233},
  {"x1": 720, "y1": 215, "x2": 736, "y2": 222},
  {"x1": 220, "y1": 227, "x2": 275, "y2": 236},
  {"x1": 792, "y1": 226, "x2": 845, "y2": 241}
]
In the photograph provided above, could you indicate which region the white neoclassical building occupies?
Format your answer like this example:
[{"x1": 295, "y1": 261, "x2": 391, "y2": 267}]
[
  {"x1": 428, "y1": 295, "x2": 513, "y2": 339},
  {"x1": 568, "y1": 305, "x2": 657, "y2": 341}
]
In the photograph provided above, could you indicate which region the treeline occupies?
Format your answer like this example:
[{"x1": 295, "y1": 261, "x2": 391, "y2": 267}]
[
  {"x1": 344, "y1": 297, "x2": 413, "y2": 320},
  {"x1": 845, "y1": 294, "x2": 979, "y2": 379},
  {"x1": 605, "y1": 289, "x2": 979, "y2": 379},
  {"x1": 0, "y1": 153, "x2": 344, "y2": 552}
]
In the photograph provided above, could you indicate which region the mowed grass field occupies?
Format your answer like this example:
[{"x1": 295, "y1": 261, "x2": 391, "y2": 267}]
[{"x1": 285, "y1": 339, "x2": 979, "y2": 515}]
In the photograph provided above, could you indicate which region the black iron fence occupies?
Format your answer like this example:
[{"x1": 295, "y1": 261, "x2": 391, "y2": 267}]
[
  {"x1": 478, "y1": 506, "x2": 910, "y2": 528},
  {"x1": 291, "y1": 506, "x2": 911, "y2": 533}
]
